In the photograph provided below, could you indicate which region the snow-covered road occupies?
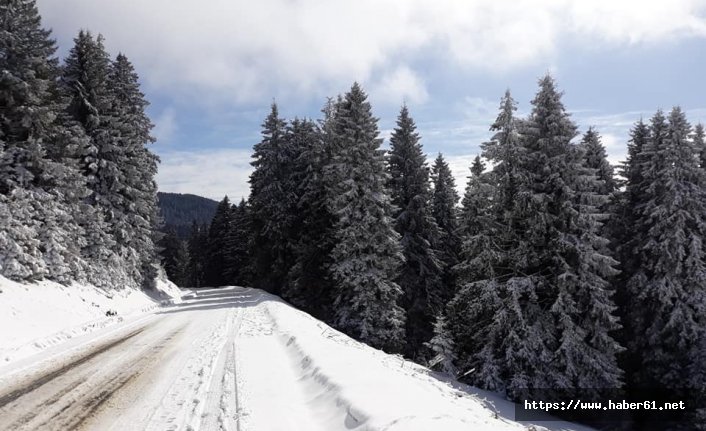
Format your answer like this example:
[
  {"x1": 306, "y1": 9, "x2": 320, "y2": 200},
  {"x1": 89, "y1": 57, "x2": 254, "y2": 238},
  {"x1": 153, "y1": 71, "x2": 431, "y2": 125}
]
[
  {"x1": 0, "y1": 286, "x2": 589, "y2": 431},
  {"x1": 0, "y1": 287, "x2": 258, "y2": 430}
]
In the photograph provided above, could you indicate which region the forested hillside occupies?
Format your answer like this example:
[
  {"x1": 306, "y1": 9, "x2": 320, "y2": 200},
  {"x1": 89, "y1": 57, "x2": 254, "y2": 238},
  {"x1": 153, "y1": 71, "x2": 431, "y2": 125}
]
[{"x1": 157, "y1": 192, "x2": 218, "y2": 238}]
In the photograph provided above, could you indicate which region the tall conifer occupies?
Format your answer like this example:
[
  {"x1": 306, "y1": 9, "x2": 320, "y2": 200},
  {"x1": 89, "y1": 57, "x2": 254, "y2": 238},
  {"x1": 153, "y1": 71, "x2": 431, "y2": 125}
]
[
  {"x1": 388, "y1": 105, "x2": 444, "y2": 358},
  {"x1": 325, "y1": 83, "x2": 405, "y2": 351}
]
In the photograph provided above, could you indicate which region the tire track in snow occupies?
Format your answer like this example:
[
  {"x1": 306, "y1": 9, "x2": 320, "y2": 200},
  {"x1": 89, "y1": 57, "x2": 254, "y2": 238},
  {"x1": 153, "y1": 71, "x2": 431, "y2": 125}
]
[
  {"x1": 0, "y1": 326, "x2": 146, "y2": 409},
  {"x1": 1, "y1": 322, "x2": 186, "y2": 431},
  {"x1": 201, "y1": 289, "x2": 250, "y2": 431},
  {"x1": 142, "y1": 287, "x2": 254, "y2": 431}
]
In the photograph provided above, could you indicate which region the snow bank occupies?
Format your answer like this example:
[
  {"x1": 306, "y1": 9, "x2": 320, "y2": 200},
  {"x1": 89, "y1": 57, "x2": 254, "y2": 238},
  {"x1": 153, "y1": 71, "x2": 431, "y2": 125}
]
[
  {"x1": 260, "y1": 291, "x2": 594, "y2": 431},
  {"x1": 0, "y1": 275, "x2": 182, "y2": 365}
]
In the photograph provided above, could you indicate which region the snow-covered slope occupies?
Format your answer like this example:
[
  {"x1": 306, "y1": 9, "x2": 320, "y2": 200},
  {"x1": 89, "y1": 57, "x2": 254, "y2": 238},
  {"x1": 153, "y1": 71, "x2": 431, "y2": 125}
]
[
  {"x1": 0, "y1": 275, "x2": 182, "y2": 366},
  {"x1": 245, "y1": 289, "x2": 593, "y2": 431}
]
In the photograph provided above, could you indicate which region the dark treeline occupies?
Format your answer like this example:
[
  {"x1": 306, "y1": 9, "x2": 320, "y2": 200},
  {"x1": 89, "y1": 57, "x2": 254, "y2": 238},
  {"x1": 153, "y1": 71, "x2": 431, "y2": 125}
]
[
  {"x1": 157, "y1": 192, "x2": 219, "y2": 238},
  {"x1": 165, "y1": 79, "x2": 706, "y2": 428},
  {"x1": 0, "y1": 1, "x2": 159, "y2": 290}
]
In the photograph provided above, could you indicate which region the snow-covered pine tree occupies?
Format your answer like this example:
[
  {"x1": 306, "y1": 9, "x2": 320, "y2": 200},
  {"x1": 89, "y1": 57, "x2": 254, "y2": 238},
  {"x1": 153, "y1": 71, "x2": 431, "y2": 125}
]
[
  {"x1": 578, "y1": 127, "x2": 618, "y2": 249},
  {"x1": 224, "y1": 199, "x2": 251, "y2": 286},
  {"x1": 580, "y1": 128, "x2": 616, "y2": 195},
  {"x1": 278, "y1": 117, "x2": 316, "y2": 299},
  {"x1": 325, "y1": 83, "x2": 405, "y2": 352},
  {"x1": 470, "y1": 89, "x2": 524, "y2": 281},
  {"x1": 481, "y1": 90, "x2": 523, "y2": 214},
  {"x1": 61, "y1": 31, "x2": 137, "y2": 288},
  {"x1": 285, "y1": 115, "x2": 337, "y2": 317},
  {"x1": 458, "y1": 156, "x2": 493, "y2": 236},
  {"x1": 0, "y1": 0, "x2": 91, "y2": 283},
  {"x1": 511, "y1": 75, "x2": 622, "y2": 394},
  {"x1": 430, "y1": 153, "x2": 461, "y2": 302},
  {"x1": 425, "y1": 314, "x2": 457, "y2": 377},
  {"x1": 612, "y1": 120, "x2": 651, "y2": 271},
  {"x1": 623, "y1": 120, "x2": 651, "y2": 199},
  {"x1": 205, "y1": 196, "x2": 232, "y2": 286},
  {"x1": 450, "y1": 78, "x2": 622, "y2": 397},
  {"x1": 109, "y1": 53, "x2": 160, "y2": 288},
  {"x1": 694, "y1": 123, "x2": 706, "y2": 169},
  {"x1": 609, "y1": 120, "x2": 652, "y2": 366},
  {"x1": 448, "y1": 92, "x2": 526, "y2": 391},
  {"x1": 623, "y1": 108, "x2": 706, "y2": 425},
  {"x1": 387, "y1": 105, "x2": 444, "y2": 359},
  {"x1": 455, "y1": 155, "x2": 495, "y2": 282},
  {"x1": 62, "y1": 31, "x2": 114, "y2": 200},
  {"x1": 248, "y1": 103, "x2": 295, "y2": 294}
]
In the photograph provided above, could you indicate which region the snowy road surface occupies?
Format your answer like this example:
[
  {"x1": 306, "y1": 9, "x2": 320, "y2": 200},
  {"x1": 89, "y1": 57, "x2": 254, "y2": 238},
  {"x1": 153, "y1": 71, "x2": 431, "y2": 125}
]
[
  {"x1": 0, "y1": 287, "x2": 585, "y2": 431},
  {"x1": 0, "y1": 287, "x2": 254, "y2": 431}
]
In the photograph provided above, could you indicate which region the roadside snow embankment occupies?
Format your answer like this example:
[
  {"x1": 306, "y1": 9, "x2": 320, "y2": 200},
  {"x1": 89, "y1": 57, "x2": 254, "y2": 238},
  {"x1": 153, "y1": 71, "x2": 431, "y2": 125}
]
[
  {"x1": 0, "y1": 275, "x2": 183, "y2": 366},
  {"x1": 260, "y1": 293, "x2": 523, "y2": 431}
]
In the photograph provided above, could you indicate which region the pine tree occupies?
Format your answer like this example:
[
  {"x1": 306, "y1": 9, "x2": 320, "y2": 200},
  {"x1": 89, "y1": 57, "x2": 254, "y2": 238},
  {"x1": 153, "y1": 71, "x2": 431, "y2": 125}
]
[
  {"x1": 248, "y1": 103, "x2": 294, "y2": 294},
  {"x1": 459, "y1": 156, "x2": 493, "y2": 235},
  {"x1": 455, "y1": 155, "x2": 495, "y2": 282},
  {"x1": 512, "y1": 75, "x2": 622, "y2": 393},
  {"x1": 580, "y1": 127, "x2": 616, "y2": 196},
  {"x1": 224, "y1": 199, "x2": 251, "y2": 286},
  {"x1": 205, "y1": 196, "x2": 232, "y2": 286},
  {"x1": 325, "y1": 83, "x2": 405, "y2": 352},
  {"x1": 62, "y1": 31, "x2": 115, "y2": 202},
  {"x1": 447, "y1": 92, "x2": 526, "y2": 389},
  {"x1": 694, "y1": 123, "x2": 706, "y2": 169},
  {"x1": 172, "y1": 240, "x2": 191, "y2": 287},
  {"x1": 623, "y1": 108, "x2": 706, "y2": 426},
  {"x1": 612, "y1": 120, "x2": 651, "y2": 272},
  {"x1": 430, "y1": 153, "x2": 461, "y2": 302},
  {"x1": 0, "y1": 0, "x2": 90, "y2": 283},
  {"x1": 61, "y1": 31, "x2": 137, "y2": 288},
  {"x1": 425, "y1": 314, "x2": 457, "y2": 377},
  {"x1": 449, "y1": 78, "x2": 622, "y2": 397},
  {"x1": 187, "y1": 221, "x2": 208, "y2": 288},
  {"x1": 285, "y1": 114, "x2": 336, "y2": 317},
  {"x1": 579, "y1": 127, "x2": 618, "y2": 253},
  {"x1": 457, "y1": 90, "x2": 523, "y2": 286},
  {"x1": 387, "y1": 105, "x2": 444, "y2": 359},
  {"x1": 109, "y1": 53, "x2": 160, "y2": 288},
  {"x1": 159, "y1": 227, "x2": 181, "y2": 282},
  {"x1": 482, "y1": 90, "x2": 524, "y2": 214}
]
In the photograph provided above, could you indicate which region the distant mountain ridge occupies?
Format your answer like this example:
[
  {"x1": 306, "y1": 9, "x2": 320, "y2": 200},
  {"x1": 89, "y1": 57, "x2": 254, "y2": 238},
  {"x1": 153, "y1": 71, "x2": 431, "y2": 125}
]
[{"x1": 157, "y1": 192, "x2": 219, "y2": 237}]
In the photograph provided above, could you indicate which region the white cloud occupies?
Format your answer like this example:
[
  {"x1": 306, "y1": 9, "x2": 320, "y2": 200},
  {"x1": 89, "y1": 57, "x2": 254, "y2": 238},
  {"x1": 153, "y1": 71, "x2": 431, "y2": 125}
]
[
  {"x1": 595, "y1": 133, "x2": 626, "y2": 167},
  {"x1": 460, "y1": 96, "x2": 499, "y2": 119},
  {"x1": 156, "y1": 149, "x2": 252, "y2": 201},
  {"x1": 152, "y1": 107, "x2": 178, "y2": 146},
  {"x1": 36, "y1": 0, "x2": 706, "y2": 106},
  {"x1": 439, "y1": 154, "x2": 478, "y2": 195},
  {"x1": 567, "y1": 0, "x2": 706, "y2": 44},
  {"x1": 371, "y1": 66, "x2": 429, "y2": 106}
]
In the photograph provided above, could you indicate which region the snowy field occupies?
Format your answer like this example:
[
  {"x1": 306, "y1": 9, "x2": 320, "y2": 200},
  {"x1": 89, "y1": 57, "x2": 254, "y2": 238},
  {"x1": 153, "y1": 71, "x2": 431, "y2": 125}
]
[{"x1": 0, "y1": 283, "x2": 592, "y2": 431}]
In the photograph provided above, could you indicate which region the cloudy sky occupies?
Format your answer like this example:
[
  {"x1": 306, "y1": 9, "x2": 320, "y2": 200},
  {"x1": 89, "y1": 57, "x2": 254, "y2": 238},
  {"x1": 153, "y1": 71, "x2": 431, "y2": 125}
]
[{"x1": 36, "y1": 0, "x2": 706, "y2": 200}]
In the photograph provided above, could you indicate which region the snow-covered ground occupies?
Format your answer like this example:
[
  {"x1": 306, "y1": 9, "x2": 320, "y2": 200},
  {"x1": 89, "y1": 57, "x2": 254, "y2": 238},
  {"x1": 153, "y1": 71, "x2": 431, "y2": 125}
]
[
  {"x1": 0, "y1": 275, "x2": 182, "y2": 367},
  {"x1": 0, "y1": 284, "x2": 592, "y2": 431}
]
